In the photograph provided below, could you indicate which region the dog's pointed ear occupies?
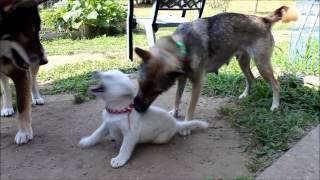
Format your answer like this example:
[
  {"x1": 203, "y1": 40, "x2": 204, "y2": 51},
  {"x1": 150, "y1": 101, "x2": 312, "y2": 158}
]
[
  {"x1": 135, "y1": 47, "x2": 151, "y2": 62},
  {"x1": 1, "y1": 0, "x2": 39, "y2": 12},
  {"x1": 0, "y1": 0, "x2": 14, "y2": 12},
  {"x1": 14, "y1": 0, "x2": 38, "y2": 9},
  {"x1": 37, "y1": 0, "x2": 48, "y2": 4}
]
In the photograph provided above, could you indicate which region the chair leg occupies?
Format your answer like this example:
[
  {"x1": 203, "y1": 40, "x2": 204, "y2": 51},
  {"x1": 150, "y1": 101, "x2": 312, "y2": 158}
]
[
  {"x1": 127, "y1": 20, "x2": 133, "y2": 60},
  {"x1": 144, "y1": 23, "x2": 155, "y2": 47}
]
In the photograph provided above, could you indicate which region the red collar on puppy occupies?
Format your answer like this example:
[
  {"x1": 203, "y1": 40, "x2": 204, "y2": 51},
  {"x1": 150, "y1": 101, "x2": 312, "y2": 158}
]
[{"x1": 106, "y1": 103, "x2": 134, "y2": 129}]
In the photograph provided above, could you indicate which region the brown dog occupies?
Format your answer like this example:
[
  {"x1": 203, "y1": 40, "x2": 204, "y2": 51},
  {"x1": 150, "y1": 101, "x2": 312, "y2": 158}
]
[
  {"x1": 134, "y1": 6, "x2": 298, "y2": 135},
  {"x1": 0, "y1": 0, "x2": 47, "y2": 144}
]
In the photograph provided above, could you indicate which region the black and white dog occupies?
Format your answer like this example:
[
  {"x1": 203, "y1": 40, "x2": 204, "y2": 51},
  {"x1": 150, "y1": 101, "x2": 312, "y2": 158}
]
[{"x1": 0, "y1": 0, "x2": 47, "y2": 144}]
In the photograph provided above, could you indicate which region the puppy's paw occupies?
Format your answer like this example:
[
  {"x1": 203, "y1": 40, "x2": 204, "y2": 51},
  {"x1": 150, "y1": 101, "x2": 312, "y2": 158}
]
[
  {"x1": 78, "y1": 136, "x2": 95, "y2": 148},
  {"x1": 168, "y1": 108, "x2": 179, "y2": 118},
  {"x1": 1, "y1": 107, "x2": 14, "y2": 117},
  {"x1": 179, "y1": 129, "x2": 191, "y2": 136},
  {"x1": 32, "y1": 97, "x2": 44, "y2": 105},
  {"x1": 111, "y1": 156, "x2": 127, "y2": 168},
  {"x1": 15, "y1": 130, "x2": 33, "y2": 145}
]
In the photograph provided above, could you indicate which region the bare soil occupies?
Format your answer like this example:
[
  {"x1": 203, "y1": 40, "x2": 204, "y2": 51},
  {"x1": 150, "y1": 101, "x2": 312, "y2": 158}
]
[{"x1": 1, "y1": 75, "x2": 250, "y2": 180}]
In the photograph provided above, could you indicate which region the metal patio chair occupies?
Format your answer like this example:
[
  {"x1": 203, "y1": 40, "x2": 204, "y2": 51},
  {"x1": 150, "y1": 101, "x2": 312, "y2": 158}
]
[{"x1": 127, "y1": 0, "x2": 206, "y2": 60}]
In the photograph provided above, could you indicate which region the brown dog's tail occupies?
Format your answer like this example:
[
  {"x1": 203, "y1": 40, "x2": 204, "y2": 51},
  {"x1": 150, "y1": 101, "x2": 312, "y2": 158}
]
[{"x1": 264, "y1": 6, "x2": 298, "y2": 25}]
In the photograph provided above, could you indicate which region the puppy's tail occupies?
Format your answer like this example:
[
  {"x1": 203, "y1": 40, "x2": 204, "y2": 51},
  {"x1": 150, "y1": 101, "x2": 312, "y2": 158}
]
[
  {"x1": 264, "y1": 6, "x2": 298, "y2": 25},
  {"x1": 176, "y1": 120, "x2": 209, "y2": 132}
]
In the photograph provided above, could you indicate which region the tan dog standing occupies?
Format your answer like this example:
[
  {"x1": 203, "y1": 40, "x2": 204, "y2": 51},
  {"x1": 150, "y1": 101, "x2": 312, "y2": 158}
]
[{"x1": 134, "y1": 6, "x2": 298, "y2": 135}]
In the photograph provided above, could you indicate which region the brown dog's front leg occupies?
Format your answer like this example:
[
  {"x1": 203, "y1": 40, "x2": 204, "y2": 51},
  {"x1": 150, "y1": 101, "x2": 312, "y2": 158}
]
[
  {"x1": 170, "y1": 77, "x2": 187, "y2": 118},
  {"x1": 180, "y1": 75, "x2": 203, "y2": 136},
  {"x1": 185, "y1": 80, "x2": 202, "y2": 121},
  {"x1": 10, "y1": 70, "x2": 33, "y2": 144}
]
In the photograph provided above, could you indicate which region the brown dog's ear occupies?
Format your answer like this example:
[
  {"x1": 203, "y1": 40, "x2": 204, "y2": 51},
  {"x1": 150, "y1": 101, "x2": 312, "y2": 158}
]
[{"x1": 135, "y1": 47, "x2": 151, "y2": 62}]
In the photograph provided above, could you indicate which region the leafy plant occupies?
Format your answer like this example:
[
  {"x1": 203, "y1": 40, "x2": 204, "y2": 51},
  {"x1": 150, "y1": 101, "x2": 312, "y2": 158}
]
[
  {"x1": 40, "y1": 7, "x2": 68, "y2": 32},
  {"x1": 62, "y1": 0, "x2": 126, "y2": 34},
  {"x1": 40, "y1": 0, "x2": 126, "y2": 38}
]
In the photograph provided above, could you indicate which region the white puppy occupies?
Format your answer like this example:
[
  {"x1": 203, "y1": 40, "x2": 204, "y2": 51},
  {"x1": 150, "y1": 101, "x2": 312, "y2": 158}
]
[{"x1": 79, "y1": 70, "x2": 208, "y2": 168}]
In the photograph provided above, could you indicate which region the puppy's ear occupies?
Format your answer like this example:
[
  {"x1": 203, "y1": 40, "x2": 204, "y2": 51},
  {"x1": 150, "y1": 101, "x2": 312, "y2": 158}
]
[{"x1": 135, "y1": 47, "x2": 151, "y2": 62}]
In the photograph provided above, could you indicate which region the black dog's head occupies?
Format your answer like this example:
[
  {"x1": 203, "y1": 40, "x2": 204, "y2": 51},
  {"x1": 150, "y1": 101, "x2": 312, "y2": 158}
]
[{"x1": 0, "y1": 0, "x2": 47, "y2": 71}]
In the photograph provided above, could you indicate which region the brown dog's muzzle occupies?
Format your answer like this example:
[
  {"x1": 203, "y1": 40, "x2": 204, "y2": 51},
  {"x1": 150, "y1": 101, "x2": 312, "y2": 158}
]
[{"x1": 133, "y1": 96, "x2": 149, "y2": 112}]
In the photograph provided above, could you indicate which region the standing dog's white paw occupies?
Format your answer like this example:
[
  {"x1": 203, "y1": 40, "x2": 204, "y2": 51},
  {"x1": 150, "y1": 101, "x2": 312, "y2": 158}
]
[
  {"x1": 32, "y1": 97, "x2": 44, "y2": 105},
  {"x1": 238, "y1": 92, "x2": 248, "y2": 99},
  {"x1": 179, "y1": 129, "x2": 191, "y2": 136},
  {"x1": 270, "y1": 104, "x2": 279, "y2": 111},
  {"x1": 168, "y1": 108, "x2": 179, "y2": 118},
  {"x1": 1, "y1": 107, "x2": 14, "y2": 117},
  {"x1": 78, "y1": 136, "x2": 95, "y2": 148},
  {"x1": 111, "y1": 156, "x2": 127, "y2": 168},
  {"x1": 15, "y1": 130, "x2": 33, "y2": 145}
]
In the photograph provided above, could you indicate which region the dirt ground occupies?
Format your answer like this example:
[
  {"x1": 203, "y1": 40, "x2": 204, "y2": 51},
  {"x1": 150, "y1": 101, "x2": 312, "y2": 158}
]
[{"x1": 1, "y1": 75, "x2": 250, "y2": 179}]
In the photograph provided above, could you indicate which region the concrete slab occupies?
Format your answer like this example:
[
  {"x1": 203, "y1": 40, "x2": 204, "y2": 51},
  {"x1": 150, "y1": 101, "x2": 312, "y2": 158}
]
[{"x1": 256, "y1": 125, "x2": 320, "y2": 180}]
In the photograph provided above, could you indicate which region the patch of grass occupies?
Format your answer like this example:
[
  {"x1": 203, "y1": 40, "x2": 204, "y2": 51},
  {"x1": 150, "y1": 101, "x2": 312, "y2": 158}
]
[
  {"x1": 38, "y1": 59, "x2": 139, "y2": 102},
  {"x1": 210, "y1": 72, "x2": 319, "y2": 173},
  {"x1": 42, "y1": 36, "x2": 127, "y2": 56}
]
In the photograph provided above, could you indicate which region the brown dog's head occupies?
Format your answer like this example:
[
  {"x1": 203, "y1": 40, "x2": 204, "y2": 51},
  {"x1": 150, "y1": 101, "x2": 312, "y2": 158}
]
[
  {"x1": 0, "y1": 0, "x2": 47, "y2": 71},
  {"x1": 133, "y1": 36, "x2": 185, "y2": 112}
]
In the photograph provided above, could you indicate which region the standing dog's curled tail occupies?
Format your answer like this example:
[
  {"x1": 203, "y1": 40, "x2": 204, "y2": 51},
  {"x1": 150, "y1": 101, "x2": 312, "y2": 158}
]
[
  {"x1": 176, "y1": 120, "x2": 209, "y2": 132},
  {"x1": 264, "y1": 6, "x2": 299, "y2": 24}
]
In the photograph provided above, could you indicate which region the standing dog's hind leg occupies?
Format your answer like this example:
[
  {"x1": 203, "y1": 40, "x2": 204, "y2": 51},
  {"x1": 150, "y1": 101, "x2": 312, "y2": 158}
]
[
  {"x1": 169, "y1": 77, "x2": 187, "y2": 118},
  {"x1": 30, "y1": 65, "x2": 44, "y2": 105},
  {"x1": 237, "y1": 52, "x2": 254, "y2": 99},
  {"x1": 255, "y1": 55, "x2": 279, "y2": 111}
]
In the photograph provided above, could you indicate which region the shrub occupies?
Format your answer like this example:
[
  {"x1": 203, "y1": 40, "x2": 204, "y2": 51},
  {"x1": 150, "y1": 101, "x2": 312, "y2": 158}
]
[
  {"x1": 41, "y1": 7, "x2": 68, "y2": 32},
  {"x1": 41, "y1": 0, "x2": 126, "y2": 38}
]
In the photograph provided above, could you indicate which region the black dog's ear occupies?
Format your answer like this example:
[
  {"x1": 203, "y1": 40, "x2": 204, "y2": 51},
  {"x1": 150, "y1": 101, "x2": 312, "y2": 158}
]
[
  {"x1": 14, "y1": 0, "x2": 38, "y2": 9},
  {"x1": 135, "y1": 47, "x2": 151, "y2": 62},
  {"x1": 168, "y1": 69, "x2": 185, "y2": 79},
  {"x1": 0, "y1": 0, "x2": 14, "y2": 12},
  {"x1": 37, "y1": 0, "x2": 48, "y2": 4},
  {"x1": 1, "y1": 0, "x2": 38, "y2": 13}
]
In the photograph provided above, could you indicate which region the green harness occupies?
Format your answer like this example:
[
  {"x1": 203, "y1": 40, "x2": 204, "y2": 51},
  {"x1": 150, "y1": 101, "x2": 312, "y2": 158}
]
[{"x1": 175, "y1": 40, "x2": 186, "y2": 59}]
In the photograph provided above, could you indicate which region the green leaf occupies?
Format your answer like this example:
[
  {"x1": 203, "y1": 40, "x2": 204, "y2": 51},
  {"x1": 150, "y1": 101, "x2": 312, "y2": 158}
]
[
  {"x1": 72, "y1": 21, "x2": 83, "y2": 29},
  {"x1": 87, "y1": 11, "x2": 98, "y2": 20},
  {"x1": 63, "y1": 11, "x2": 73, "y2": 22}
]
